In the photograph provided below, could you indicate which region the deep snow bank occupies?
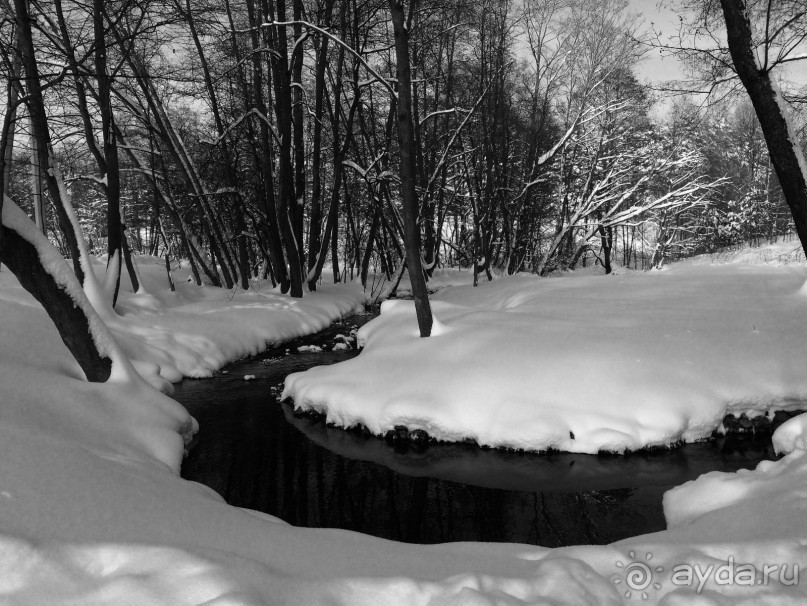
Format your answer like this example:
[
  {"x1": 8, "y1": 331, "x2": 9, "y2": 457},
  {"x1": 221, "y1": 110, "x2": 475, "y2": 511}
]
[
  {"x1": 285, "y1": 263, "x2": 807, "y2": 453},
  {"x1": 2, "y1": 247, "x2": 807, "y2": 604},
  {"x1": 103, "y1": 257, "x2": 367, "y2": 382}
]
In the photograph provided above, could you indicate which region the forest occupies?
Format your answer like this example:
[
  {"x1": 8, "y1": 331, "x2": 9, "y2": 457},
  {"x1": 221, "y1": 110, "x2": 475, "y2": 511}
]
[
  {"x1": 3, "y1": 1, "x2": 807, "y2": 604},
  {"x1": 1, "y1": 0, "x2": 803, "y2": 318}
]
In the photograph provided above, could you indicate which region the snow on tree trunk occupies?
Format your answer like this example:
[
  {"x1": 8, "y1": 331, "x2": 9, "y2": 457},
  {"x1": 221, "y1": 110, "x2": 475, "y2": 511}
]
[
  {"x1": 0, "y1": 198, "x2": 128, "y2": 382},
  {"x1": 48, "y1": 150, "x2": 117, "y2": 322}
]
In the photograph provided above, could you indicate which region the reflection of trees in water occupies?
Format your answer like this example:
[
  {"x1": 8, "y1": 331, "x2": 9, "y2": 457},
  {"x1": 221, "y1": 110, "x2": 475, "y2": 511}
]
[
  {"x1": 178, "y1": 349, "x2": 775, "y2": 547},
  {"x1": 181, "y1": 390, "x2": 757, "y2": 546},
  {"x1": 215, "y1": 427, "x2": 661, "y2": 546}
]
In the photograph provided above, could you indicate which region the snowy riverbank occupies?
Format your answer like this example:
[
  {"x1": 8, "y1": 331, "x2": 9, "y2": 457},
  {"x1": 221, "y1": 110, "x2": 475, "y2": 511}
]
[
  {"x1": 286, "y1": 255, "x2": 807, "y2": 454},
  {"x1": 2, "y1": 245, "x2": 807, "y2": 604}
]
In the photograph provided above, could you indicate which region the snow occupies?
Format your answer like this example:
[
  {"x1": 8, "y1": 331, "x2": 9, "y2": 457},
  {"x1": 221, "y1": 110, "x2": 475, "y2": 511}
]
[
  {"x1": 298, "y1": 344, "x2": 323, "y2": 353},
  {"x1": 769, "y1": 77, "x2": 807, "y2": 187},
  {"x1": 394, "y1": 266, "x2": 477, "y2": 296},
  {"x1": 103, "y1": 257, "x2": 367, "y2": 382},
  {"x1": 2, "y1": 197, "x2": 154, "y2": 388},
  {"x1": 3, "y1": 233, "x2": 807, "y2": 603},
  {"x1": 285, "y1": 253, "x2": 807, "y2": 453}
]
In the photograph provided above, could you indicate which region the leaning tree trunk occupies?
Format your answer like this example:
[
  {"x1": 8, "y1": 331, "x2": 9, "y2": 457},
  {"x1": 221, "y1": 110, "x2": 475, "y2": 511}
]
[
  {"x1": 14, "y1": 0, "x2": 84, "y2": 283},
  {"x1": 389, "y1": 0, "x2": 433, "y2": 337},
  {"x1": 94, "y1": 0, "x2": 123, "y2": 306},
  {"x1": 720, "y1": 0, "x2": 807, "y2": 258},
  {"x1": 1, "y1": 203, "x2": 112, "y2": 382}
]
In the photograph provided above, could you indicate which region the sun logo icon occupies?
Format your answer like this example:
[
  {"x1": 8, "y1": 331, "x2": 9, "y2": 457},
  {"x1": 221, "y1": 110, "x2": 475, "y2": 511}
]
[{"x1": 614, "y1": 550, "x2": 663, "y2": 600}]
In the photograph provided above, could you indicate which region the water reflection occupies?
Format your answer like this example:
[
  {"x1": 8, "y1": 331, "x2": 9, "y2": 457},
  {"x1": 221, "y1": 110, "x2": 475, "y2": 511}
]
[
  {"x1": 176, "y1": 322, "x2": 779, "y2": 547},
  {"x1": 285, "y1": 407, "x2": 774, "y2": 493}
]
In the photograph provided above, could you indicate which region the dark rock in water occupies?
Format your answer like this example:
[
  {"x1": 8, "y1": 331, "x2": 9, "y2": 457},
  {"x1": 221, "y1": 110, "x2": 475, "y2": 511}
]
[
  {"x1": 751, "y1": 414, "x2": 772, "y2": 432},
  {"x1": 410, "y1": 429, "x2": 429, "y2": 444},
  {"x1": 385, "y1": 425, "x2": 410, "y2": 443},
  {"x1": 722, "y1": 412, "x2": 778, "y2": 435},
  {"x1": 292, "y1": 406, "x2": 322, "y2": 420},
  {"x1": 718, "y1": 410, "x2": 807, "y2": 437},
  {"x1": 384, "y1": 425, "x2": 412, "y2": 452},
  {"x1": 409, "y1": 429, "x2": 430, "y2": 452}
]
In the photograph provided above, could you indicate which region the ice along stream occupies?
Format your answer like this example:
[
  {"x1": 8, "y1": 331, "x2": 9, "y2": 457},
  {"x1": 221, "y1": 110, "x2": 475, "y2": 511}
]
[{"x1": 176, "y1": 313, "x2": 781, "y2": 547}]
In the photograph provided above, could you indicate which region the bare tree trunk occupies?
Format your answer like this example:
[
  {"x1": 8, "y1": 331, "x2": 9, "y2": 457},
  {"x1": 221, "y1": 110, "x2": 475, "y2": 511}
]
[
  {"x1": 269, "y1": 0, "x2": 304, "y2": 297},
  {"x1": 29, "y1": 118, "x2": 44, "y2": 233},
  {"x1": 94, "y1": 0, "x2": 123, "y2": 306},
  {"x1": 292, "y1": 0, "x2": 306, "y2": 273},
  {"x1": 720, "y1": 0, "x2": 807, "y2": 258},
  {"x1": 121, "y1": 232, "x2": 140, "y2": 293},
  {"x1": 0, "y1": 22, "x2": 21, "y2": 216},
  {"x1": 389, "y1": 0, "x2": 433, "y2": 337},
  {"x1": 13, "y1": 0, "x2": 84, "y2": 283},
  {"x1": 360, "y1": 201, "x2": 381, "y2": 288},
  {"x1": 598, "y1": 223, "x2": 613, "y2": 274},
  {"x1": 241, "y1": 0, "x2": 289, "y2": 292},
  {"x1": 185, "y1": 0, "x2": 249, "y2": 289},
  {"x1": 1, "y1": 208, "x2": 112, "y2": 382},
  {"x1": 306, "y1": 0, "x2": 335, "y2": 280},
  {"x1": 307, "y1": 17, "x2": 357, "y2": 290}
]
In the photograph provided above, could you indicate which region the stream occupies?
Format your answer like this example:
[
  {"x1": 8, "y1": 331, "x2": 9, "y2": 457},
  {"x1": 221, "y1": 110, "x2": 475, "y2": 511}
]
[{"x1": 177, "y1": 313, "x2": 780, "y2": 547}]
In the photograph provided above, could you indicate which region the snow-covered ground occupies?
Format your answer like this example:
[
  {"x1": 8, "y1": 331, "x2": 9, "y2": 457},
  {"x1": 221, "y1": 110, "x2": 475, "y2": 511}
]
[
  {"x1": 2, "y1": 240, "x2": 807, "y2": 604},
  {"x1": 286, "y1": 245, "x2": 807, "y2": 454}
]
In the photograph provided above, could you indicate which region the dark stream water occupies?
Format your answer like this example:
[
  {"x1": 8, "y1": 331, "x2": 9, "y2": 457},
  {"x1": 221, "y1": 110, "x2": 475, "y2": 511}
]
[{"x1": 177, "y1": 314, "x2": 780, "y2": 548}]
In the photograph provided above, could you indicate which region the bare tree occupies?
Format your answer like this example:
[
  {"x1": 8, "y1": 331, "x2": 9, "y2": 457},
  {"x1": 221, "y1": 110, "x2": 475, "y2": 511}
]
[
  {"x1": 1, "y1": 0, "x2": 111, "y2": 381},
  {"x1": 649, "y1": 0, "x2": 807, "y2": 254},
  {"x1": 390, "y1": 0, "x2": 433, "y2": 337},
  {"x1": 718, "y1": 0, "x2": 807, "y2": 256}
]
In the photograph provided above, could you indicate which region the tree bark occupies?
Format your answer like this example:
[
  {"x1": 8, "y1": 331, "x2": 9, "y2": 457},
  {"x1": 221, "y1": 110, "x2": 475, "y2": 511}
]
[
  {"x1": 14, "y1": 0, "x2": 84, "y2": 283},
  {"x1": 292, "y1": 0, "x2": 306, "y2": 273},
  {"x1": 242, "y1": 0, "x2": 290, "y2": 292},
  {"x1": 307, "y1": 18, "x2": 357, "y2": 290},
  {"x1": 94, "y1": 0, "x2": 123, "y2": 306},
  {"x1": 121, "y1": 232, "x2": 140, "y2": 292},
  {"x1": 360, "y1": 201, "x2": 381, "y2": 287},
  {"x1": 306, "y1": 0, "x2": 335, "y2": 280},
  {"x1": 720, "y1": 0, "x2": 807, "y2": 258},
  {"x1": 185, "y1": 0, "x2": 249, "y2": 289},
  {"x1": 0, "y1": 223, "x2": 112, "y2": 382},
  {"x1": 269, "y1": 0, "x2": 304, "y2": 298},
  {"x1": 389, "y1": 0, "x2": 433, "y2": 337},
  {"x1": 0, "y1": 19, "x2": 21, "y2": 220}
]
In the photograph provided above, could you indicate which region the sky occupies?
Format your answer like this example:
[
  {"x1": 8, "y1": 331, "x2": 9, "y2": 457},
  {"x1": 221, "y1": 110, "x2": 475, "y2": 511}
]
[
  {"x1": 629, "y1": 0, "x2": 807, "y2": 88},
  {"x1": 629, "y1": 0, "x2": 687, "y2": 84}
]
